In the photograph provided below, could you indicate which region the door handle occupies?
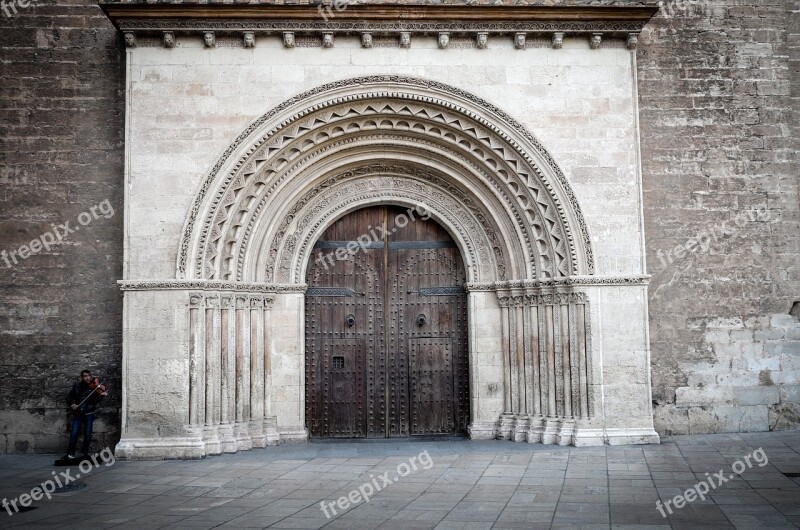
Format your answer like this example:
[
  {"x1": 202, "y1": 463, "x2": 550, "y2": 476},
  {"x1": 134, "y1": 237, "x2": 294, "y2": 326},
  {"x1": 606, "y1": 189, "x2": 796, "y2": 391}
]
[
  {"x1": 346, "y1": 314, "x2": 356, "y2": 327},
  {"x1": 416, "y1": 314, "x2": 427, "y2": 327}
]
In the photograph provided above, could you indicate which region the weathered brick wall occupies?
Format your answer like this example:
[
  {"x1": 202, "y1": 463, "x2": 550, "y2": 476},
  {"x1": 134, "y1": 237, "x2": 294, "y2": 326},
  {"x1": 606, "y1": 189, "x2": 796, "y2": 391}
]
[
  {"x1": 0, "y1": 0, "x2": 798, "y2": 452},
  {"x1": 0, "y1": 0, "x2": 124, "y2": 452},
  {"x1": 639, "y1": 0, "x2": 800, "y2": 434}
]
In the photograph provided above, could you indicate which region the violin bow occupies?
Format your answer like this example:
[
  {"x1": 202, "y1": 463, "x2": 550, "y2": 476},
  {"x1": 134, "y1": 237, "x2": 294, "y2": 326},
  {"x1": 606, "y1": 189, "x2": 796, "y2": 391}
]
[{"x1": 74, "y1": 379, "x2": 107, "y2": 409}]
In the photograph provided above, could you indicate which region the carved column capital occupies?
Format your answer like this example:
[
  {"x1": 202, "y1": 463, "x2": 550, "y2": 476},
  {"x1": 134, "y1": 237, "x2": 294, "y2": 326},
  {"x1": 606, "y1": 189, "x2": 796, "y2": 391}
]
[
  {"x1": 124, "y1": 32, "x2": 136, "y2": 48},
  {"x1": 627, "y1": 33, "x2": 639, "y2": 50}
]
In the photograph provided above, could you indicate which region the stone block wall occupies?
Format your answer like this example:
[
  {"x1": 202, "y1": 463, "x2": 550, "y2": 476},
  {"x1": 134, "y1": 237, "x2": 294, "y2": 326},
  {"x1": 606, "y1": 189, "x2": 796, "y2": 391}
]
[
  {"x1": 0, "y1": 0, "x2": 124, "y2": 452},
  {"x1": 639, "y1": 0, "x2": 800, "y2": 433}
]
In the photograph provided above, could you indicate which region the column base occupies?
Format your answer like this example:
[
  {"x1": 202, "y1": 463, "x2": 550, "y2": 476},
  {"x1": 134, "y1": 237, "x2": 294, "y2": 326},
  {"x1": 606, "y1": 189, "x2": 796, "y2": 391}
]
[
  {"x1": 278, "y1": 426, "x2": 309, "y2": 443},
  {"x1": 468, "y1": 421, "x2": 499, "y2": 440},
  {"x1": 115, "y1": 436, "x2": 205, "y2": 460}
]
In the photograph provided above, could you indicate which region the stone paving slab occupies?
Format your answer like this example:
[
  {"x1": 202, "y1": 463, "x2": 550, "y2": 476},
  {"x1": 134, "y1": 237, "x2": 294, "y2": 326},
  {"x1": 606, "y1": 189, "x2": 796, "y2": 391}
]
[{"x1": 0, "y1": 431, "x2": 798, "y2": 529}]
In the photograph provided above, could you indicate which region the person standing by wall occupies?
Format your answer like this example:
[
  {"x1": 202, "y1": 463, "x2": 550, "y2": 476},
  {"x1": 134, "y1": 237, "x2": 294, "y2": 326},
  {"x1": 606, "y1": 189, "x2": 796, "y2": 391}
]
[{"x1": 64, "y1": 370, "x2": 107, "y2": 459}]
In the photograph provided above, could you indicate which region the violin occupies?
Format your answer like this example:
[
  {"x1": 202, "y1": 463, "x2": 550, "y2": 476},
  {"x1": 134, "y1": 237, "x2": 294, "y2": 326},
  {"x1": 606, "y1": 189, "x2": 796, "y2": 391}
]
[
  {"x1": 68, "y1": 377, "x2": 109, "y2": 413},
  {"x1": 87, "y1": 377, "x2": 108, "y2": 395}
]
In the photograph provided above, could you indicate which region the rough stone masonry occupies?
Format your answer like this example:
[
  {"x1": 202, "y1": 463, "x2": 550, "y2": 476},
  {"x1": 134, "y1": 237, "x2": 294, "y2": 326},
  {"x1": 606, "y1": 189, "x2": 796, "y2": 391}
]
[{"x1": 0, "y1": 0, "x2": 798, "y2": 452}]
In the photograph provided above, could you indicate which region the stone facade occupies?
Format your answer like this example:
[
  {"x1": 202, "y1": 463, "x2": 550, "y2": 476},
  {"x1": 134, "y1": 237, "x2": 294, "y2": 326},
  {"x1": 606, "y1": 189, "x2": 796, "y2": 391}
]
[
  {"x1": 0, "y1": 0, "x2": 797, "y2": 453},
  {"x1": 639, "y1": 0, "x2": 800, "y2": 434}
]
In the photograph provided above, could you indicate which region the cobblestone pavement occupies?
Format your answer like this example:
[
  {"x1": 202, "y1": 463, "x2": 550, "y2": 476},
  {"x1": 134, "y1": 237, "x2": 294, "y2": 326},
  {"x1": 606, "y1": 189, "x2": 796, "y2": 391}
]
[{"x1": 0, "y1": 431, "x2": 798, "y2": 529}]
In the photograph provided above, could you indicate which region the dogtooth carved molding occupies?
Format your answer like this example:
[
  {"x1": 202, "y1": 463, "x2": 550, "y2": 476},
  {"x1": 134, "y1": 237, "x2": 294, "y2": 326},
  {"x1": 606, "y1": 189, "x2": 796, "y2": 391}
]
[{"x1": 178, "y1": 76, "x2": 594, "y2": 285}]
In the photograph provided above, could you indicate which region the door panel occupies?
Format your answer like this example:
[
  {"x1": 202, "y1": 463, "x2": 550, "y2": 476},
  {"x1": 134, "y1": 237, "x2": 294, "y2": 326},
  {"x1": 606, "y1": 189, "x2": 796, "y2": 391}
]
[
  {"x1": 409, "y1": 338, "x2": 455, "y2": 435},
  {"x1": 305, "y1": 205, "x2": 468, "y2": 438}
]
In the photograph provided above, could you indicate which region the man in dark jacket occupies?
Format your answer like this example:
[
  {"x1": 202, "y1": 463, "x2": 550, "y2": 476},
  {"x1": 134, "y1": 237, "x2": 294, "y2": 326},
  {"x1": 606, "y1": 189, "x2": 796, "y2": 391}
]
[{"x1": 65, "y1": 369, "x2": 107, "y2": 459}]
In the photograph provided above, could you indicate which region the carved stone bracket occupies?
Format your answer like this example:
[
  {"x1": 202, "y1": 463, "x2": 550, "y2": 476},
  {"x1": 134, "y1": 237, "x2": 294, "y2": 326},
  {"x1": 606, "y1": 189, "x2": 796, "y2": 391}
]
[{"x1": 243, "y1": 31, "x2": 255, "y2": 48}]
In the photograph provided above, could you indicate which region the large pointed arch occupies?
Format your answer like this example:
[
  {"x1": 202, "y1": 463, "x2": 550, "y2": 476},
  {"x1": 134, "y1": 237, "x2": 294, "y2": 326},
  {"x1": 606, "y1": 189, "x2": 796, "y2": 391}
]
[{"x1": 178, "y1": 75, "x2": 593, "y2": 284}]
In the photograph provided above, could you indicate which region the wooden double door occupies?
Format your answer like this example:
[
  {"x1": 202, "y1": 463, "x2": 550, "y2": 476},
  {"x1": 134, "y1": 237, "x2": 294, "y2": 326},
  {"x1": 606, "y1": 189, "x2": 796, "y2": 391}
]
[{"x1": 305, "y1": 205, "x2": 469, "y2": 438}]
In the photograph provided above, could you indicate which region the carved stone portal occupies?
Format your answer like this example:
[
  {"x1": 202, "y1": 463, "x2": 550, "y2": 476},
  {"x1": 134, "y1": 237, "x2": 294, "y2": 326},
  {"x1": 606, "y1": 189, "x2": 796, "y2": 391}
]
[{"x1": 116, "y1": 74, "x2": 660, "y2": 458}]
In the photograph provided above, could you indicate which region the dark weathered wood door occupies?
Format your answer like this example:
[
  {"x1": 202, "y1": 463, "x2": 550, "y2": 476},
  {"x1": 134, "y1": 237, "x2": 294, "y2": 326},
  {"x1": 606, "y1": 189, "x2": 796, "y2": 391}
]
[{"x1": 305, "y1": 205, "x2": 469, "y2": 438}]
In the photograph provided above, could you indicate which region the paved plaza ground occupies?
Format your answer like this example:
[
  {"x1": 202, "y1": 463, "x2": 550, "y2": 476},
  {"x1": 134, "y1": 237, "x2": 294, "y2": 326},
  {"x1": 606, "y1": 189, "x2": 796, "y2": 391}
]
[{"x1": 1, "y1": 431, "x2": 799, "y2": 529}]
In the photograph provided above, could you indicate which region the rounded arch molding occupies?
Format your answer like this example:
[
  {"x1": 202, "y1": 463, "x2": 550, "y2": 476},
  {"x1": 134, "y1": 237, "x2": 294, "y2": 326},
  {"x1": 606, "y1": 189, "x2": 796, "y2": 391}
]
[{"x1": 178, "y1": 75, "x2": 594, "y2": 284}]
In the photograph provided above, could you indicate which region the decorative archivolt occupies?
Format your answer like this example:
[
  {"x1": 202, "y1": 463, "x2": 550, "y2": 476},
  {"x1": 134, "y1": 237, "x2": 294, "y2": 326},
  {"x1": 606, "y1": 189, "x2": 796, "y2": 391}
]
[
  {"x1": 266, "y1": 166, "x2": 510, "y2": 283},
  {"x1": 179, "y1": 76, "x2": 594, "y2": 283}
]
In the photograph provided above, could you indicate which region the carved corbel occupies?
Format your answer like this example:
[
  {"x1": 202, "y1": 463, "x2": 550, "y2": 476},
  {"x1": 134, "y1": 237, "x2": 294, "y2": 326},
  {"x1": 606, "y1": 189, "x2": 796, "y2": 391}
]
[
  {"x1": 243, "y1": 32, "x2": 255, "y2": 48},
  {"x1": 361, "y1": 32, "x2": 373, "y2": 48},
  {"x1": 399, "y1": 32, "x2": 411, "y2": 48},
  {"x1": 283, "y1": 32, "x2": 295, "y2": 48},
  {"x1": 438, "y1": 32, "x2": 450, "y2": 49},
  {"x1": 627, "y1": 33, "x2": 639, "y2": 50},
  {"x1": 514, "y1": 32, "x2": 526, "y2": 50},
  {"x1": 123, "y1": 32, "x2": 136, "y2": 48},
  {"x1": 322, "y1": 32, "x2": 334, "y2": 48},
  {"x1": 163, "y1": 31, "x2": 175, "y2": 48},
  {"x1": 203, "y1": 32, "x2": 215, "y2": 48},
  {"x1": 590, "y1": 33, "x2": 602, "y2": 50},
  {"x1": 476, "y1": 32, "x2": 488, "y2": 49},
  {"x1": 552, "y1": 32, "x2": 563, "y2": 50}
]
